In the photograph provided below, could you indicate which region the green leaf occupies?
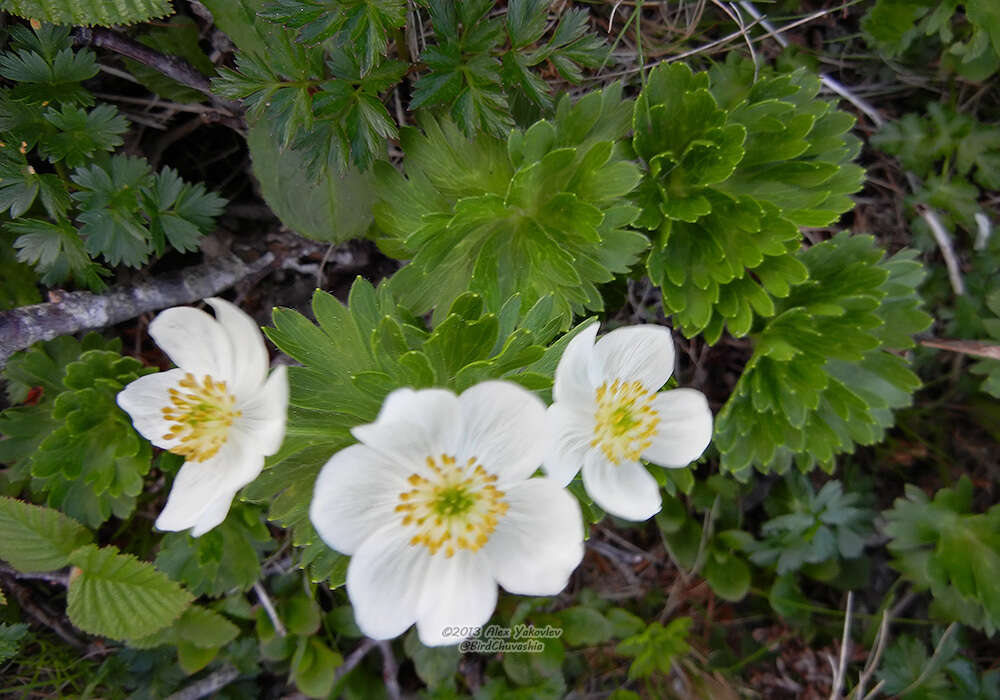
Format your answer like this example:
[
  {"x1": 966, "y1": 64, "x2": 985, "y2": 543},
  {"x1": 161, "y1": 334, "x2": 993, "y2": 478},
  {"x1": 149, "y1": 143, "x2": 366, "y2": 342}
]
[
  {"x1": 638, "y1": 58, "x2": 863, "y2": 340},
  {"x1": 558, "y1": 606, "x2": 614, "y2": 646},
  {"x1": 378, "y1": 84, "x2": 643, "y2": 326},
  {"x1": 70, "y1": 155, "x2": 153, "y2": 267},
  {"x1": 0, "y1": 622, "x2": 28, "y2": 663},
  {"x1": 884, "y1": 477, "x2": 1000, "y2": 634},
  {"x1": 703, "y1": 553, "x2": 751, "y2": 602},
  {"x1": 246, "y1": 123, "x2": 375, "y2": 242},
  {"x1": 67, "y1": 544, "x2": 193, "y2": 640},
  {"x1": 292, "y1": 636, "x2": 342, "y2": 698},
  {"x1": 1, "y1": 0, "x2": 173, "y2": 26},
  {"x1": 715, "y1": 233, "x2": 930, "y2": 475},
  {"x1": 0, "y1": 496, "x2": 92, "y2": 572},
  {"x1": 616, "y1": 618, "x2": 691, "y2": 680},
  {"x1": 1, "y1": 345, "x2": 154, "y2": 527},
  {"x1": 404, "y1": 628, "x2": 461, "y2": 689},
  {"x1": 155, "y1": 503, "x2": 271, "y2": 596},
  {"x1": 38, "y1": 103, "x2": 127, "y2": 168}
]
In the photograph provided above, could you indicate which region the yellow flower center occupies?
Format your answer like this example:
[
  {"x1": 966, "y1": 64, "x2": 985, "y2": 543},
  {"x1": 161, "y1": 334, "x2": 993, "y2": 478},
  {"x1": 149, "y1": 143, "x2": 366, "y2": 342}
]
[
  {"x1": 161, "y1": 372, "x2": 240, "y2": 462},
  {"x1": 591, "y1": 379, "x2": 659, "y2": 465},
  {"x1": 396, "y1": 454, "x2": 508, "y2": 558}
]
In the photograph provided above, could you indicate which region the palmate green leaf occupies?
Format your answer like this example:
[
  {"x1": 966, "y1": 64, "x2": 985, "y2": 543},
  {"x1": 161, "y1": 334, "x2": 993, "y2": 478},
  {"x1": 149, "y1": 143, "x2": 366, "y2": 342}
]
[
  {"x1": 261, "y1": 0, "x2": 405, "y2": 71},
  {"x1": 71, "y1": 155, "x2": 152, "y2": 267},
  {"x1": 0, "y1": 24, "x2": 97, "y2": 105},
  {"x1": 715, "y1": 233, "x2": 931, "y2": 477},
  {"x1": 884, "y1": 477, "x2": 1000, "y2": 635},
  {"x1": 8, "y1": 217, "x2": 108, "y2": 290},
  {"x1": 1, "y1": 0, "x2": 173, "y2": 26},
  {"x1": 38, "y1": 103, "x2": 128, "y2": 168},
  {"x1": 376, "y1": 83, "x2": 644, "y2": 327},
  {"x1": 142, "y1": 167, "x2": 226, "y2": 255},
  {"x1": 256, "y1": 279, "x2": 574, "y2": 585},
  {"x1": 67, "y1": 545, "x2": 193, "y2": 641},
  {"x1": 616, "y1": 618, "x2": 692, "y2": 680},
  {"x1": 411, "y1": 0, "x2": 511, "y2": 137},
  {"x1": 212, "y1": 40, "x2": 325, "y2": 149},
  {"x1": 0, "y1": 496, "x2": 92, "y2": 572},
  {"x1": 744, "y1": 474, "x2": 873, "y2": 575},
  {"x1": 636, "y1": 59, "x2": 863, "y2": 342}
]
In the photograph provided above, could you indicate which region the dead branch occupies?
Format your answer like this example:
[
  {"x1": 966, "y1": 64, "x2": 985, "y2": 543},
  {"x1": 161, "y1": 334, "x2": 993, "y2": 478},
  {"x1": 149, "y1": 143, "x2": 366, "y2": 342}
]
[{"x1": 0, "y1": 253, "x2": 274, "y2": 367}]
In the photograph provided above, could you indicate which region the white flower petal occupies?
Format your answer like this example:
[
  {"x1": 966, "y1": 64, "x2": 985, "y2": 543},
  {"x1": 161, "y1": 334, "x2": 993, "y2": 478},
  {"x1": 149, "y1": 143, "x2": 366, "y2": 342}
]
[
  {"x1": 206, "y1": 298, "x2": 269, "y2": 399},
  {"x1": 591, "y1": 325, "x2": 675, "y2": 391},
  {"x1": 351, "y1": 388, "x2": 462, "y2": 470},
  {"x1": 148, "y1": 306, "x2": 234, "y2": 382},
  {"x1": 154, "y1": 437, "x2": 264, "y2": 534},
  {"x1": 643, "y1": 388, "x2": 713, "y2": 467},
  {"x1": 233, "y1": 365, "x2": 288, "y2": 456},
  {"x1": 416, "y1": 550, "x2": 497, "y2": 646},
  {"x1": 457, "y1": 381, "x2": 547, "y2": 483},
  {"x1": 347, "y1": 525, "x2": 431, "y2": 641},
  {"x1": 542, "y1": 403, "x2": 594, "y2": 487},
  {"x1": 581, "y1": 451, "x2": 661, "y2": 521},
  {"x1": 483, "y1": 478, "x2": 584, "y2": 595},
  {"x1": 116, "y1": 368, "x2": 189, "y2": 450},
  {"x1": 310, "y1": 444, "x2": 412, "y2": 556},
  {"x1": 190, "y1": 491, "x2": 236, "y2": 537},
  {"x1": 553, "y1": 322, "x2": 599, "y2": 405}
]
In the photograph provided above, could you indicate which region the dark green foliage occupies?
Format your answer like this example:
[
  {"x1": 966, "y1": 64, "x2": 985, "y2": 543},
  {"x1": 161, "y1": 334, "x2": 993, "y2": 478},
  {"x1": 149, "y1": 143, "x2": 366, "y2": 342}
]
[
  {"x1": 260, "y1": 0, "x2": 406, "y2": 70},
  {"x1": 0, "y1": 334, "x2": 156, "y2": 527},
  {"x1": 0, "y1": 229, "x2": 40, "y2": 309},
  {"x1": 255, "y1": 277, "x2": 579, "y2": 585},
  {"x1": 969, "y1": 288, "x2": 1000, "y2": 397},
  {"x1": 411, "y1": 0, "x2": 512, "y2": 136},
  {"x1": 214, "y1": 40, "x2": 403, "y2": 171},
  {"x1": 0, "y1": 25, "x2": 226, "y2": 289},
  {"x1": 878, "y1": 633, "x2": 1000, "y2": 699},
  {"x1": 0, "y1": 623, "x2": 29, "y2": 664},
  {"x1": 873, "y1": 103, "x2": 999, "y2": 246},
  {"x1": 155, "y1": 504, "x2": 272, "y2": 597},
  {"x1": 884, "y1": 477, "x2": 1000, "y2": 635},
  {"x1": 375, "y1": 84, "x2": 645, "y2": 325},
  {"x1": 615, "y1": 618, "x2": 691, "y2": 680},
  {"x1": 714, "y1": 233, "x2": 932, "y2": 476},
  {"x1": 744, "y1": 474, "x2": 874, "y2": 576},
  {"x1": 634, "y1": 58, "x2": 863, "y2": 343},
  {"x1": 414, "y1": 0, "x2": 606, "y2": 135},
  {"x1": 862, "y1": 0, "x2": 1000, "y2": 79}
]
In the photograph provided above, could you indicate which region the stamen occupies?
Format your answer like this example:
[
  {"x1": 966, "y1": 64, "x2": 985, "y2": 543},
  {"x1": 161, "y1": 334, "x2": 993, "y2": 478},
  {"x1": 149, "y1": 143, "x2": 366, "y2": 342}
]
[
  {"x1": 397, "y1": 454, "x2": 508, "y2": 557},
  {"x1": 160, "y1": 372, "x2": 240, "y2": 462},
  {"x1": 591, "y1": 379, "x2": 659, "y2": 465}
]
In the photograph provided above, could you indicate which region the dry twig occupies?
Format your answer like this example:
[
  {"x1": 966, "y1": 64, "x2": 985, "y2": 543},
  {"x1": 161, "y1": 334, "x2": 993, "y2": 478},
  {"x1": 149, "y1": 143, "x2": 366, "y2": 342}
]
[{"x1": 0, "y1": 252, "x2": 275, "y2": 366}]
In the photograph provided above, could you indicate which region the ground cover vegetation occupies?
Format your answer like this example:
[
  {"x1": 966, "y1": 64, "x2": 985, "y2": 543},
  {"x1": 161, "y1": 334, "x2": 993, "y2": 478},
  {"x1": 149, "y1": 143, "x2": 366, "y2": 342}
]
[{"x1": 0, "y1": 0, "x2": 998, "y2": 697}]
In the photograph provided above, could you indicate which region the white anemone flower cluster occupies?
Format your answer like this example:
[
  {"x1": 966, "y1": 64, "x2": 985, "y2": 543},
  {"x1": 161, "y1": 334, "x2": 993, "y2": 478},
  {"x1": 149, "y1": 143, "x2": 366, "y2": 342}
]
[
  {"x1": 543, "y1": 323, "x2": 713, "y2": 521},
  {"x1": 309, "y1": 382, "x2": 584, "y2": 647},
  {"x1": 117, "y1": 298, "x2": 288, "y2": 537},
  {"x1": 118, "y1": 300, "x2": 711, "y2": 648}
]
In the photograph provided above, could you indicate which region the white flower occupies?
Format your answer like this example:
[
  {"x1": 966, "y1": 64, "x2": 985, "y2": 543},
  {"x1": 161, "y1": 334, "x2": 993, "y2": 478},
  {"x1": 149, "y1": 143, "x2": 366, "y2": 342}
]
[
  {"x1": 117, "y1": 297, "x2": 288, "y2": 536},
  {"x1": 309, "y1": 381, "x2": 584, "y2": 647},
  {"x1": 543, "y1": 323, "x2": 713, "y2": 521}
]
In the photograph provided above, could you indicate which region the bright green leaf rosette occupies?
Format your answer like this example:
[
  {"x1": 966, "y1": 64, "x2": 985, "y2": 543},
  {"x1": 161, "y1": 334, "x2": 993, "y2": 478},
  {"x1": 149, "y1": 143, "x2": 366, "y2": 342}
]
[
  {"x1": 373, "y1": 82, "x2": 648, "y2": 328},
  {"x1": 714, "y1": 233, "x2": 932, "y2": 477},
  {"x1": 633, "y1": 57, "x2": 865, "y2": 343}
]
